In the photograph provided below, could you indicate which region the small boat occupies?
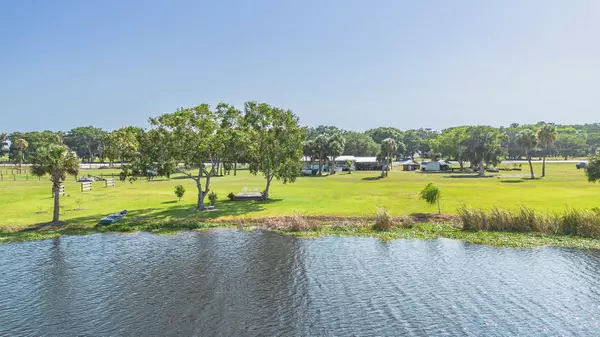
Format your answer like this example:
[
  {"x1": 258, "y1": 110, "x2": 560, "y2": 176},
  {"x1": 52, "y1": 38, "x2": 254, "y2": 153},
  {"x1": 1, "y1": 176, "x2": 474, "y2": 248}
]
[{"x1": 99, "y1": 210, "x2": 128, "y2": 225}]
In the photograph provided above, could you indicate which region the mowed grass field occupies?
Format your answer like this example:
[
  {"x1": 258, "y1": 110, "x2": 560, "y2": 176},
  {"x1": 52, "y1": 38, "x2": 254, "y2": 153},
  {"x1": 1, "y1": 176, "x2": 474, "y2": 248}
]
[{"x1": 0, "y1": 163, "x2": 598, "y2": 229}]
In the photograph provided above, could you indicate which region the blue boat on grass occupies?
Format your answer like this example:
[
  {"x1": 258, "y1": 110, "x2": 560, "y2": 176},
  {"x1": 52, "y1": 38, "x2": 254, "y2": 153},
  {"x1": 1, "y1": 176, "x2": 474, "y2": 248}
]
[{"x1": 99, "y1": 210, "x2": 128, "y2": 225}]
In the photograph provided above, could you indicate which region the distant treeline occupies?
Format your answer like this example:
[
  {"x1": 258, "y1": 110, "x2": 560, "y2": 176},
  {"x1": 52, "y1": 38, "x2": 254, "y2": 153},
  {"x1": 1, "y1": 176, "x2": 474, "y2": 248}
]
[{"x1": 1, "y1": 121, "x2": 598, "y2": 166}]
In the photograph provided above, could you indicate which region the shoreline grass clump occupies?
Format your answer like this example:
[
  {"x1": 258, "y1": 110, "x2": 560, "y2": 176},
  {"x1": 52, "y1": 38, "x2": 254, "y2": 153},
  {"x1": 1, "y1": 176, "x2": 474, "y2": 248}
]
[
  {"x1": 458, "y1": 206, "x2": 600, "y2": 239},
  {"x1": 374, "y1": 207, "x2": 392, "y2": 231},
  {"x1": 288, "y1": 212, "x2": 321, "y2": 232}
]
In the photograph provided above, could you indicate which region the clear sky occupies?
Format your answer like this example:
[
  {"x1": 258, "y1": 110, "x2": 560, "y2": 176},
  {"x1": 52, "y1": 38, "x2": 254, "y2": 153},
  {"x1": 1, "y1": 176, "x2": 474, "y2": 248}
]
[{"x1": 1, "y1": 0, "x2": 599, "y2": 133}]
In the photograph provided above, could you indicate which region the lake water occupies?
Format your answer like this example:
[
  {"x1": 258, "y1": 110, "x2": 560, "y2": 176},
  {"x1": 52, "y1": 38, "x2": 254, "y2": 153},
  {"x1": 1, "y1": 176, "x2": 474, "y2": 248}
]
[{"x1": 1, "y1": 230, "x2": 599, "y2": 336}]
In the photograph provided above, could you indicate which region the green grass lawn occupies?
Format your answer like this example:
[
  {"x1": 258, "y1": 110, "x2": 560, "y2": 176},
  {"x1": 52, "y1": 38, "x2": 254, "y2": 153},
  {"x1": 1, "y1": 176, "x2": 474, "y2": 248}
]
[{"x1": 0, "y1": 162, "x2": 598, "y2": 230}]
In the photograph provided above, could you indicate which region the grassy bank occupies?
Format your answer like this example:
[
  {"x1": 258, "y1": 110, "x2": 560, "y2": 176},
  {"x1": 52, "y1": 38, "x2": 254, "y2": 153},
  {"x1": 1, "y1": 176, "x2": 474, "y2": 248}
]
[
  {"x1": 0, "y1": 162, "x2": 596, "y2": 230},
  {"x1": 1, "y1": 162, "x2": 600, "y2": 248}
]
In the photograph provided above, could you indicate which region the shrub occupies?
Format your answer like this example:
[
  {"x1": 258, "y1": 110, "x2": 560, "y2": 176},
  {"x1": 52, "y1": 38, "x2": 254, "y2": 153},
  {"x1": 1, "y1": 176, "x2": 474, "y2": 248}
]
[
  {"x1": 227, "y1": 192, "x2": 236, "y2": 201},
  {"x1": 419, "y1": 183, "x2": 441, "y2": 213},
  {"x1": 208, "y1": 191, "x2": 218, "y2": 206},
  {"x1": 174, "y1": 185, "x2": 186, "y2": 201},
  {"x1": 374, "y1": 207, "x2": 392, "y2": 231}
]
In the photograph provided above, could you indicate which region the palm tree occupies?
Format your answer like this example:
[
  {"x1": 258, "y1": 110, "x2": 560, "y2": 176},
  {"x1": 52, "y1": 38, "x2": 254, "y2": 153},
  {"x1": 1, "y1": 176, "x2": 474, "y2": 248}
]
[
  {"x1": 12, "y1": 138, "x2": 28, "y2": 168},
  {"x1": 327, "y1": 133, "x2": 345, "y2": 174},
  {"x1": 516, "y1": 129, "x2": 537, "y2": 179},
  {"x1": 380, "y1": 138, "x2": 398, "y2": 178},
  {"x1": 536, "y1": 125, "x2": 558, "y2": 177},
  {"x1": 30, "y1": 144, "x2": 79, "y2": 223},
  {"x1": 0, "y1": 133, "x2": 8, "y2": 158}
]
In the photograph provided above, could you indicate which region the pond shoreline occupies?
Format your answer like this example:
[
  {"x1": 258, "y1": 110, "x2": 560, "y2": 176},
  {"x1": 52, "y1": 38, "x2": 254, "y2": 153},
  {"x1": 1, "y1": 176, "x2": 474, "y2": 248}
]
[{"x1": 2, "y1": 214, "x2": 600, "y2": 249}]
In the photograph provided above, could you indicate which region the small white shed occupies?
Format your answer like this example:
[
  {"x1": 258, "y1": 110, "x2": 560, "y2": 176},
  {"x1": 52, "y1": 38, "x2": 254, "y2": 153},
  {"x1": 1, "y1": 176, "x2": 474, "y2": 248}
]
[
  {"x1": 422, "y1": 161, "x2": 441, "y2": 171},
  {"x1": 421, "y1": 160, "x2": 450, "y2": 172}
]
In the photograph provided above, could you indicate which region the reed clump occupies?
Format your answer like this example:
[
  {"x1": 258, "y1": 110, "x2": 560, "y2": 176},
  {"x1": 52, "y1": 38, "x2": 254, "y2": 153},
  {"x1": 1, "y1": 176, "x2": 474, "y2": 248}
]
[
  {"x1": 458, "y1": 205, "x2": 600, "y2": 238},
  {"x1": 289, "y1": 212, "x2": 321, "y2": 232},
  {"x1": 374, "y1": 207, "x2": 393, "y2": 231}
]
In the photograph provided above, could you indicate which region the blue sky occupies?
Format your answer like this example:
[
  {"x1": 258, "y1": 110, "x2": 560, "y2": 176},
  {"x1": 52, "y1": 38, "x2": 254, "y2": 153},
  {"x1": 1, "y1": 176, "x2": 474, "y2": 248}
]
[{"x1": 1, "y1": 0, "x2": 599, "y2": 133}]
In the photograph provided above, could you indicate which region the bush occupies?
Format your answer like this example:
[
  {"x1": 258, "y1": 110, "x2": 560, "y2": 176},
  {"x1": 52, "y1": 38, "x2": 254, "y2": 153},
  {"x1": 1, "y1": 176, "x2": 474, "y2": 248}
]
[
  {"x1": 174, "y1": 185, "x2": 186, "y2": 201},
  {"x1": 419, "y1": 183, "x2": 441, "y2": 213},
  {"x1": 208, "y1": 191, "x2": 218, "y2": 206},
  {"x1": 227, "y1": 192, "x2": 236, "y2": 201},
  {"x1": 374, "y1": 207, "x2": 392, "y2": 231}
]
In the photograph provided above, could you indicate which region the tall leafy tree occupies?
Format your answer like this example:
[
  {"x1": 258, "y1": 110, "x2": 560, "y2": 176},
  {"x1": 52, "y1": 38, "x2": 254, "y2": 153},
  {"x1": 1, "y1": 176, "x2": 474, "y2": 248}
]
[
  {"x1": 146, "y1": 105, "x2": 220, "y2": 210},
  {"x1": 403, "y1": 130, "x2": 422, "y2": 159},
  {"x1": 9, "y1": 131, "x2": 62, "y2": 161},
  {"x1": 586, "y1": 132, "x2": 600, "y2": 155},
  {"x1": 215, "y1": 103, "x2": 248, "y2": 176},
  {"x1": 64, "y1": 126, "x2": 106, "y2": 163},
  {"x1": 30, "y1": 144, "x2": 79, "y2": 223},
  {"x1": 380, "y1": 138, "x2": 397, "y2": 177},
  {"x1": 429, "y1": 127, "x2": 468, "y2": 169},
  {"x1": 244, "y1": 102, "x2": 305, "y2": 199},
  {"x1": 516, "y1": 129, "x2": 537, "y2": 179},
  {"x1": 342, "y1": 131, "x2": 379, "y2": 156},
  {"x1": 536, "y1": 124, "x2": 558, "y2": 177},
  {"x1": 463, "y1": 126, "x2": 506, "y2": 176},
  {"x1": 555, "y1": 133, "x2": 587, "y2": 160},
  {"x1": 104, "y1": 127, "x2": 143, "y2": 165},
  {"x1": 365, "y1": 127, "x2": 403, "y2": 144}
]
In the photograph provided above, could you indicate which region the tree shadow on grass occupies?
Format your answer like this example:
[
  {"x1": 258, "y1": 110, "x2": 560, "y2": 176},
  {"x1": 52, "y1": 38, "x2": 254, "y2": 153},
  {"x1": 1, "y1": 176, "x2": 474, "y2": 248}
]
[
  {"x1": 444, "y1": 174, "x2": 495, "y2": 179},
  {"x1": 18, "y1": 199, "x2": 276, "y2": 234},
  {"x1": 499, "y1": 180, "x2": 525, "y2": 184},
  {"x1": 161, "y1": 200, "x2": 178, "y2": 204},
  {"x1": 362, "y1": 176, "x2": 384, "y2": 181}
]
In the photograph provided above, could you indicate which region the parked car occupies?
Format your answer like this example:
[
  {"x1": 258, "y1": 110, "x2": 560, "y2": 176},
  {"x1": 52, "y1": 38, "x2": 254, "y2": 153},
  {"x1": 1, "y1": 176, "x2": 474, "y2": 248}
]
[{"x1": 576, "y1": 162, "x2": 587, "y2": 169}]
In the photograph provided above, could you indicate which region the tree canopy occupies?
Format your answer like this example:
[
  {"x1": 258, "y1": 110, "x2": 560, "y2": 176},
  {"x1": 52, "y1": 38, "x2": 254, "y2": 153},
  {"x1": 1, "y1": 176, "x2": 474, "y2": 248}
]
[{"x1": 244, "y1": 102, "x2": 305, "y2": 199}]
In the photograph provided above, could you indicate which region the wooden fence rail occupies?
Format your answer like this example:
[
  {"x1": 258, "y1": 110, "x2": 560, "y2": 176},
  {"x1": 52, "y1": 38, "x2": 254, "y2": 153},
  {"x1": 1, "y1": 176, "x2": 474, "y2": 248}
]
[
  {"x1": 81, "y1": 181, "x2": 93, "y2": 192},
  {"x1": 105, "y1": 178, "x2": 115, "y2": 187}
]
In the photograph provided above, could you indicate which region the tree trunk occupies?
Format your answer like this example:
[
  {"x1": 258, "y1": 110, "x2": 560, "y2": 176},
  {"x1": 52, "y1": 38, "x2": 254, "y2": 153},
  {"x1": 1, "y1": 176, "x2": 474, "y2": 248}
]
[
  {"x1": 526, "y1": 150, "x2": 535, "y2": 179},
  {"x1": 52, "y1": 184, "x2": 60, "y2": 223},
  {"x1": 331, "y1": 156, "x2": 336, "y2": 174},
  {"x1": 263, "y1": 168, "x2": 272, "y2": 200},
  {"x1": 459, "y1": 160, "x2": 464, "y2": 170},
  {"x1": 479, "y1": 165, "x2": 485, "y2": 176},
  {"x1": 196, "y1": 180, "x2": 204, "y2": 210},
  {"x1": 437, "y1": 199, "x2": 441, "y2": 214},
  {"x1": 542, "y1": 149, "x2": 546, "y2": 177},
  {"x1": 318, "y1": 158, "x2": 323, "y2": 176},
  {"x1": 234, "y1": 162, "x2": 237, "y2": 176},
  {"x1": 195, "y1": 167, "x2": 210, "y2": 210}
]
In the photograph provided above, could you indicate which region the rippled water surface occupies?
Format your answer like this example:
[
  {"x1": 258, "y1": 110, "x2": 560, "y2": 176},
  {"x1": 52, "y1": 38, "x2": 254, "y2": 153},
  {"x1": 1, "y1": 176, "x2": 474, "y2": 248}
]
[{"x1": 1, "y1": 230, "x2": 600, "y2": 336}]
